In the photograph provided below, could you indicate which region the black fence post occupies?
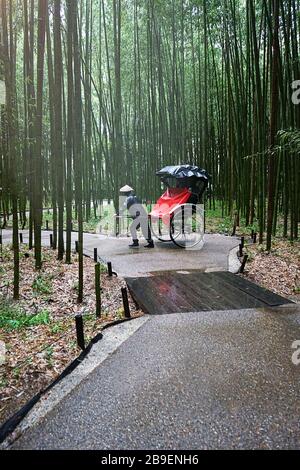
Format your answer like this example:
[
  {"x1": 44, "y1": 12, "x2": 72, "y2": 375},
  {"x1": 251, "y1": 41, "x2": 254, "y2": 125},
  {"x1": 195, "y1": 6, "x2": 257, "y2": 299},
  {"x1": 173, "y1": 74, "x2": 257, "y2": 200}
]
[
  {"x1": 19, "y1": 233, "x2": 23, "y2": 244},
  {"x1": 122, "y1": 287, "x2": 131, "y2": 319},
  {"x1": 0, "y1": 234, "x2": 2, "y2": 246},
  {"x1": 95, "y1": 263, "x2": 101, "y2": 318},
  {"x1": 241, "y1": 236, "x2": 245, "y2": 250},
  {"x1": 75, "y1": 314, "x2": 85, "y2": 351},
  {"x1": 46, "y1": 220, "x2": 49, "y2": 231},
  {"x1": 115, "y1": 216, "x2": 120, "y2": 237},
  {"x1": 239, "y1": 255, "x2": 249, "y2": 274},
  {"x1": 50, "y1": 234, "x2": 53, "y2": 248},
  {"x1": 253, "y1": 233, "x2": 257, "y2": 244},
  {"x1": 107, "y1": 262, "x2": 113, "y2": 277},
  {"x1": 94, "y1": 248, "x2": 98, "y2": 263},
  {"x1": 75, "y1": 241, "x2": 79, "y2": 253},
  {"x1": 239, "y1": 244, "x2": 243, "y2": 258}
]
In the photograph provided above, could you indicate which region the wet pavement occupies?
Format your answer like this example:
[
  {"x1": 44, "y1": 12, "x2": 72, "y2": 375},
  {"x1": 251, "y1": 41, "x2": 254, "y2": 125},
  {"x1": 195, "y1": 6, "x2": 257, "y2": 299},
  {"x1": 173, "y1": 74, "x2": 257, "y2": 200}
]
[
  {"x1": 9, "y1": 304, "x2": 300, "y2": 450},
  {"x1": 1, "y1": 230, "x2": 240, "y2": 277},
  {"x1": 2, "y1": 229, "x2": 299, "y2": 450}
]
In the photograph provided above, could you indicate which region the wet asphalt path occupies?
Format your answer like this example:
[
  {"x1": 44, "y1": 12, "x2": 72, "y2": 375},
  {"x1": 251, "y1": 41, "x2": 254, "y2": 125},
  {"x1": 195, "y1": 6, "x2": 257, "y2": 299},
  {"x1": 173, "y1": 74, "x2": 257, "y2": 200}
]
[
  {"x1": 1, "y1": 230, "x2": 239, "y2": 276},
  {"x1": 2, "y1": 229, "x2": 299, "y2": 449},
  {"x1": 10, "y1": 304, "x2": 300, "y2": 450}
]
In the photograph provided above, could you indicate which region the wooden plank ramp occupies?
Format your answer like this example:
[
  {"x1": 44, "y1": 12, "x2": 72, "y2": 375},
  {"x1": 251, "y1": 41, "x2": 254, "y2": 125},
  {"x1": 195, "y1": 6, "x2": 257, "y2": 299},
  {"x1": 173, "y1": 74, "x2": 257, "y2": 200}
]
[{"x1": 125, "y1": 271, "x2": 293, "y2": 315}]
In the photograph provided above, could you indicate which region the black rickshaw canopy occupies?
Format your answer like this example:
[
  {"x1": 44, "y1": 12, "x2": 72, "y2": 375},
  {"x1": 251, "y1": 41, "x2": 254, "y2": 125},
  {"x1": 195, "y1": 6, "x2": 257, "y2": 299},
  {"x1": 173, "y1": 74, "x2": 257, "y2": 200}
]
[{"x1": 156, "y1": 165, "x2": 210, "y2": 181}]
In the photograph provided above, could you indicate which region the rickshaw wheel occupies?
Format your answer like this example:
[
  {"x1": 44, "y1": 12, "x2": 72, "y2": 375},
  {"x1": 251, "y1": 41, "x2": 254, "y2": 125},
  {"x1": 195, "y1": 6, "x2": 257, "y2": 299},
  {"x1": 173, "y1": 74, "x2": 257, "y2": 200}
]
[
  {"x1": 150, "y1": 217, "x2": 172, "y2": 242},
  {"x1": 170, "y1": 204, "x2": 204, "y2": 249}
]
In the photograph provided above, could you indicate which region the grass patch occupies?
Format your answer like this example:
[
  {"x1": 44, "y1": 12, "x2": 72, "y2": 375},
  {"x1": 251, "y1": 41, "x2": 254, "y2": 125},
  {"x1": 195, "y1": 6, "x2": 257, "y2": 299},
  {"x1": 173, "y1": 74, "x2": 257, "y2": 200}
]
[
  {"x1": 99, "y1": 263, "x2": 108, "y2": 274},
  {"x1": 4, "y1": 204, "x2": 117, "y2": 234},
  {"x1": 116, "y1": 308, "x2": 125, "y2": 320},
  {"x1": 50, "y1": 323, "x2": 65, "y2": 335},
  {"x1": 0, "y1": 378, "x2": 8, "y2": 389},
  {"x1": 32, "y1": 274, "x2": 53, "y2": 296},
  {"x1": 43, "y1": 210, "x2": 107, "y2": 234},
  {"x1": 0, "y1": 301, "x2": 50, "y2": 331},
  {"x1": 205, "y1": 202, "x2": 260, "y2": 236}
]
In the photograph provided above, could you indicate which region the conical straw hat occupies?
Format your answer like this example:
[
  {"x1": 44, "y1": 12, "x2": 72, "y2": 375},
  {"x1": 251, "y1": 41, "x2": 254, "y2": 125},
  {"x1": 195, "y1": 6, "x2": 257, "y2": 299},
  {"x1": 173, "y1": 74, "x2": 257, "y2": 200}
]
[{"x1": 120, "y1": 185, "x2": 134, "y2": 193}]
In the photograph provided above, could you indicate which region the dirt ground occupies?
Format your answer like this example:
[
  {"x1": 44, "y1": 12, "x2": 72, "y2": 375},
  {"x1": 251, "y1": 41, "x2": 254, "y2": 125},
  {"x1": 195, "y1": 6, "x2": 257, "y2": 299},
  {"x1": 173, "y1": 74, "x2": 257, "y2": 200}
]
[
  {"x1": 0, "y1": 246, "x2": 142, "y2": 428},
  {"x1": 244, "y1": 239, "x2": 300, "y2": 302}
]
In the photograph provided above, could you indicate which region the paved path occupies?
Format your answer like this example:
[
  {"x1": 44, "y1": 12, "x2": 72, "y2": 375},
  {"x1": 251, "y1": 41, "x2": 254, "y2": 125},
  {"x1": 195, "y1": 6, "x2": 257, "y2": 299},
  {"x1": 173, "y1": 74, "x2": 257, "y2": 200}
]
[
  {"x1": 9, "y1": 304, "x2": 300, "y2": 450},
  {"x1": 3, "y1": 229, "x2": 299, "y2": 449},
  {"x1": 1, "y1": 230, "x2": 240, "y2": 277}
]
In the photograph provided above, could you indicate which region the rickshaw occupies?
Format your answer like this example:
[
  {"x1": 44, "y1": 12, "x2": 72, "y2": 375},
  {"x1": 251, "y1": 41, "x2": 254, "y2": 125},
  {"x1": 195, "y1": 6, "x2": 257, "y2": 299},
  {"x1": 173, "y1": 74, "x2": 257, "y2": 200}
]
[{"x1": 149, "y1": 165, "x2": 210, "y2": 249}]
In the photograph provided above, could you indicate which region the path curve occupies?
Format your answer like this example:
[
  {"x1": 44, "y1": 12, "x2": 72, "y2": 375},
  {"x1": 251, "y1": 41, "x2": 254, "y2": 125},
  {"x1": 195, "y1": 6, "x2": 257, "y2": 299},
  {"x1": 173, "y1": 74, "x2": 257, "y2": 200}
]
[{"x1": 1, "y1": 230, "x2": 240, "y2": 277}]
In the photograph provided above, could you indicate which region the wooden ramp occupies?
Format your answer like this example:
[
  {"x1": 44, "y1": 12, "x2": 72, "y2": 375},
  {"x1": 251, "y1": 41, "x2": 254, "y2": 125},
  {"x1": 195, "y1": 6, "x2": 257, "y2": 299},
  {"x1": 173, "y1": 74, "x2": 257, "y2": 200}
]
[{"x1": 126, "y1": 271, "x2": 293, "y2": 315}]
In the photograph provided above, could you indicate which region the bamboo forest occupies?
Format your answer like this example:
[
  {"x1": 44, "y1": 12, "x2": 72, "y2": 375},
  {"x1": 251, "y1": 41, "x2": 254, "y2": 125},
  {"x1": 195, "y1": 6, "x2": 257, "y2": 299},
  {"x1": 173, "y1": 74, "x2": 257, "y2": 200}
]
[
  {"x1": 1, "y1": 1, "x2": 300, "y2": 286},
  {"x1": 0, "y1": 0, "x2": 300, "y2": 452}
]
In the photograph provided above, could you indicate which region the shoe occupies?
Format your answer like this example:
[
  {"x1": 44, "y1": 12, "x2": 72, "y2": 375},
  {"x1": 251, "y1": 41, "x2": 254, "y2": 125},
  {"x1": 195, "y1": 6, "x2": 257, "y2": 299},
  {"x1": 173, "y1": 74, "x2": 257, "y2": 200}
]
[
  {"x1": 145, "y1": 241, "x2": 154, "y2": 249},
  {"x1": 129, "y1": 240, "x2": 139, "y2": 248}
]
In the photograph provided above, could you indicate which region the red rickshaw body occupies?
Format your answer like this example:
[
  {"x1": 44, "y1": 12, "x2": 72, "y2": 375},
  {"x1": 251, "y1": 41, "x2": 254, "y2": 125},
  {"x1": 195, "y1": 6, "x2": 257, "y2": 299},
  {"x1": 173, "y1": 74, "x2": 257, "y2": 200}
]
[
  {"x1": 150, "y1": 188, "x2": 192, "y2": 225},
  {"x1": 149, "y1": 166, "x2": 210, "y2": 245}
]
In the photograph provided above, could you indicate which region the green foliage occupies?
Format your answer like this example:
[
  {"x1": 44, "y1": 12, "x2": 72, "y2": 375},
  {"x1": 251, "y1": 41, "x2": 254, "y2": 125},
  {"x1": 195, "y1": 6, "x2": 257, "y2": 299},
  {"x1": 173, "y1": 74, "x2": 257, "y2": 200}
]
[
  {"x1": 28, "y1": 310, "x2": 50, "y2": 327},
  {"x1": 43, "y1": 210, "x2": 104, "y2": 234},
  {"x1": 45, "y1": 346, "x2": 54, "y2": 367},
  {"x1": 12, "y1": 367, "x2": 21, "y2": 379},
  {"x1": 83, "y1": 313, "x2": 95, "y2": 323},
  {"x1": 0, "y1": 301, "x2": 50, "y2": 331},
  {"x1": 50, "y1": 323, "x2": 65, "y2": 335},
  {"x1": 99, "y1": 264, "x2": 108, "y2": 274},
  {"x1": 0, "y1": 247, "x2": 12, "y2": 262},
  {"x1": 32, "y1": 275, "x2": 53, "y2": 296},
  {"x1": 116, "y1": 307, "x2": 125, "y2": 320},
  {"x1": 1, "y1": 0, "x2": 299, "y2": 271},
  {"x1": 205, "y1": 202, "x2": 260, "y2": 236},
  {"x1": 278, "y1": 129, "x2": 300, "y2": 152},
  {"x1": 0, "y1": 378, "x2": 8, "y2": 389}
]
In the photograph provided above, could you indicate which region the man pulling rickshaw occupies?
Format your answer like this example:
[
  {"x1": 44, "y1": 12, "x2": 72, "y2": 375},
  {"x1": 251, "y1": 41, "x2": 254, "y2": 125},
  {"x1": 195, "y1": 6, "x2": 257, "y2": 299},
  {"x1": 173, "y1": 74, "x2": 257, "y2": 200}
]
[
  {"x1": 120, "y1": 185, "x2": 155, "y2": 249},
  {"x1": 120, "y1": 165, "x2": 210, "y2": 250}
]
